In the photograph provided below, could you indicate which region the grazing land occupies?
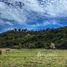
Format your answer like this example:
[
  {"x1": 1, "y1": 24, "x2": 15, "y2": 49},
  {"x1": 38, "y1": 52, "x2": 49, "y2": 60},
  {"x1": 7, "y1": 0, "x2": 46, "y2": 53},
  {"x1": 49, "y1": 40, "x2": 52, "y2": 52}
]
[
  {"x1": 0, "y1": 26, "x2": 67, "y2": 67},
  {"x1": 0, "y1": 49, "x2": 67, "y2": 67}
]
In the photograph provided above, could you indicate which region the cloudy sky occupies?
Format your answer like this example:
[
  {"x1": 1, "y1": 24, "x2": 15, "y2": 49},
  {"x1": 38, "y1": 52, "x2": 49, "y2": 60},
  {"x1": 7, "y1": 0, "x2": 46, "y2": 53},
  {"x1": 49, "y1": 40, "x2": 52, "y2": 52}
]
[{"x1": 0, "y1": 0, "x2": 67, "y2": 32}]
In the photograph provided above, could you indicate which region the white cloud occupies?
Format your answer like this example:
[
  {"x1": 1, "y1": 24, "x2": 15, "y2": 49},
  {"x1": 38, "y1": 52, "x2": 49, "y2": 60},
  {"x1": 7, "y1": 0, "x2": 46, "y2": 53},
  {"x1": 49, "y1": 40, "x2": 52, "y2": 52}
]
[
  {"x1": 0, "y1": 0, "x2": 67, "y2": 28},
  {"x1": 45, "y1": 0, "x2": 67, "y2": 17},
  {"x1": 43, "y1": 20, "x2": 63, "y2": 26}
]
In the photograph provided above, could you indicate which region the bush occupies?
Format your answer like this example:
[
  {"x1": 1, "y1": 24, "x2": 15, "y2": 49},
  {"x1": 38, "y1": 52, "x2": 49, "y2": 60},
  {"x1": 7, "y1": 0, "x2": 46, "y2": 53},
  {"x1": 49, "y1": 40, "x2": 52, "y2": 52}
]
[{"x1": 0, "y1": 50, "x2": 2, "y2": 55}]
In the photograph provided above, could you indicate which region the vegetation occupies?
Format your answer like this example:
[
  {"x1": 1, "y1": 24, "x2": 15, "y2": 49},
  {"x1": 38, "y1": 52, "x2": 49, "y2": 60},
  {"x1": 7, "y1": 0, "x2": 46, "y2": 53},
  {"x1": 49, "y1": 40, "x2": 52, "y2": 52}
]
[
  {"x1": 0, "y1": 27, "x2": 67, "y2": 67},
  {"x1": 0, "y1": 26, "x2": 67, "y2": 49},
  {"x1": 0, "y1": 49, "x2": 67, "y2": 67}
]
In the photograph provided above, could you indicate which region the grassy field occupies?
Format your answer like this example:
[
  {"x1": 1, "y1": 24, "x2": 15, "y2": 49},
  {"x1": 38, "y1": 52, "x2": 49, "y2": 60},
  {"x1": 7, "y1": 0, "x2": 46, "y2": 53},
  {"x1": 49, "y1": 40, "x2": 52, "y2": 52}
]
[{"x1": 0, "y1": 49, "x2": 67, "y2": 67}]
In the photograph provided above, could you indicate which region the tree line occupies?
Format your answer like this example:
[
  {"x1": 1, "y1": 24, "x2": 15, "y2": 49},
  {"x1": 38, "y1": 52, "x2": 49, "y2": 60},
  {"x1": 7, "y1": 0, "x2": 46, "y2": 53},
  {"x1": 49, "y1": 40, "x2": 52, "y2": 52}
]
[{"x1": 0, "y1": 26, "x2": 67, "y2": 49}]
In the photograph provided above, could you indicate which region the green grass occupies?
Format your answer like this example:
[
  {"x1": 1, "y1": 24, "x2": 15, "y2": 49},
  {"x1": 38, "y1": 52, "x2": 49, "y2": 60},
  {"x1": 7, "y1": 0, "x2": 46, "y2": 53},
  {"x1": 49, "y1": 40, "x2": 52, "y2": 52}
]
[{"x1": 0, "y1": 49, "x2": 67, "y2": 67}]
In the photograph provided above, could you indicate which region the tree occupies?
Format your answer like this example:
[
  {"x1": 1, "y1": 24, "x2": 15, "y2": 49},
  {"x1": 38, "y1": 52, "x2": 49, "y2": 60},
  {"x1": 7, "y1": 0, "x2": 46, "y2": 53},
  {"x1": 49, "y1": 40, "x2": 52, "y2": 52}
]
[{"x1": 18, "y1": 29, "x2": 21, "y2": 32}]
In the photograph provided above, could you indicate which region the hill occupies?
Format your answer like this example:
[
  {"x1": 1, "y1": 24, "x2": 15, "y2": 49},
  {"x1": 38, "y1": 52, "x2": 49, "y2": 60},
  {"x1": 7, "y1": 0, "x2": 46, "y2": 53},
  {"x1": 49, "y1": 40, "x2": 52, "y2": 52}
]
[{"x1": 0, "y1": 26, "x2": 67, "y2": 49}]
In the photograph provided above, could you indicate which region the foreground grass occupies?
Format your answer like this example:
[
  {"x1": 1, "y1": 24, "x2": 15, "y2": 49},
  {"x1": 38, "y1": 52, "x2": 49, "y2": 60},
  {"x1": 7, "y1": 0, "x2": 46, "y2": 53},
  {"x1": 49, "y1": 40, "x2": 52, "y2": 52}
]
[{"x1": 0, "y1": 49, "x2": 67, "y2": 67}]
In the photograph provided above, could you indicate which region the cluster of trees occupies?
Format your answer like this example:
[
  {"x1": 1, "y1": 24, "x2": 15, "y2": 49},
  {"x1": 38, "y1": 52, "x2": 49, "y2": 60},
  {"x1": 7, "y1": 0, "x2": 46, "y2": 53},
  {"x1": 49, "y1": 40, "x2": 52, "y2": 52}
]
[{"x1": 0, "y1": 26, "x2": 67, "y2": 49}]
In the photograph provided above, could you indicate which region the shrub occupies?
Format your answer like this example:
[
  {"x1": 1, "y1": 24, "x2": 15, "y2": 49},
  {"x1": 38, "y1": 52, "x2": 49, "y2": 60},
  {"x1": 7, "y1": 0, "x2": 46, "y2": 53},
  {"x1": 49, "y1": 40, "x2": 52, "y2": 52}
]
[{"x1": 0, "y1": 50, "x2": 2, "y2": 55}]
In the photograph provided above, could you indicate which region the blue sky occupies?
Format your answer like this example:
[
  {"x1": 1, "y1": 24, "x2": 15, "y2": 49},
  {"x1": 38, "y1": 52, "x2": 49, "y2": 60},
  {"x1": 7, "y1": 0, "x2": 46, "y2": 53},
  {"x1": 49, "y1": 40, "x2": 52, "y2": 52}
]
[{"x1": 0, "y1": 0, "x2": 67, "y2": 32}]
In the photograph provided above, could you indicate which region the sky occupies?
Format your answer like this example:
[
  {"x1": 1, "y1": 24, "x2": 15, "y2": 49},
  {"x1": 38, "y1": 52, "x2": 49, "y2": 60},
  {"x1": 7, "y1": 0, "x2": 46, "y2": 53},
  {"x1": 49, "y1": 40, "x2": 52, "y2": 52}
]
[{"x1": 0, "y1": 0, "x2": 67, "y2": 32}]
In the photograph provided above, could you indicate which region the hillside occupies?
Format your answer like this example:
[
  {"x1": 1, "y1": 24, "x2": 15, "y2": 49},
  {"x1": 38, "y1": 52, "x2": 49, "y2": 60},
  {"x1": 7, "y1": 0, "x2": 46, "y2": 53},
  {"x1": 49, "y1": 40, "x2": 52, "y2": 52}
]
[{"x1": 0, "y1": 26, "x2": 67, "y2": 49}]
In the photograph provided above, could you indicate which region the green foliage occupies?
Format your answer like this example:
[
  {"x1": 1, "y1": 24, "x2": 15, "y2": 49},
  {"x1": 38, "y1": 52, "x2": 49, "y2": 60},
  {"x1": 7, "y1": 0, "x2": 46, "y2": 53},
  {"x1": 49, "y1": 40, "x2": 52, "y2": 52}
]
[{"x1": 0, "y1": 26, "x2": 67, "y2": 49}]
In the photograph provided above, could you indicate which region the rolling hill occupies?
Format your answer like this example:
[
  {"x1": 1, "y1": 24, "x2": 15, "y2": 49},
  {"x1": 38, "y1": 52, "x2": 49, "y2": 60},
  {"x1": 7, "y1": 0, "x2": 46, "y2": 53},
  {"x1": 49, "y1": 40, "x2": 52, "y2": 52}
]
[{"x1": 0, "y1": 26, "x2": 67, "y2": 49}]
